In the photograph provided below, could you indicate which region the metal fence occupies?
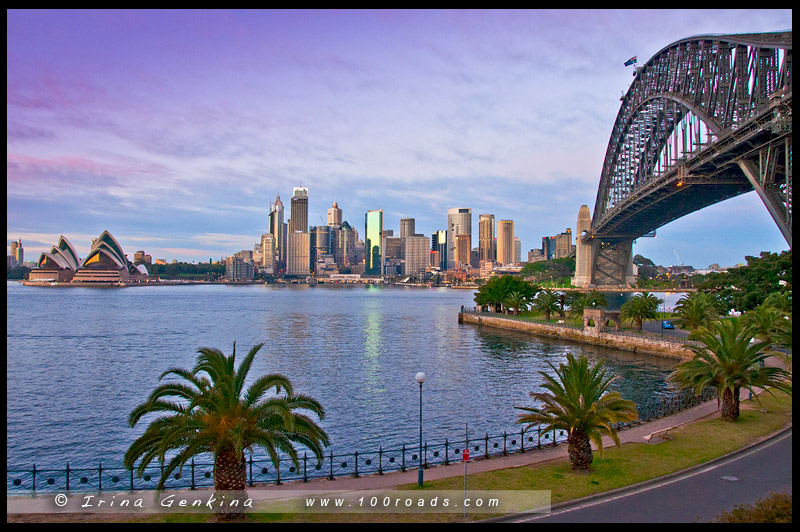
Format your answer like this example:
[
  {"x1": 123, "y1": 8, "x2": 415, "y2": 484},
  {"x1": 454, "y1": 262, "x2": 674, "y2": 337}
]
[{"x1": 7, "y1": 387, "x2": 716, "y2": 494}]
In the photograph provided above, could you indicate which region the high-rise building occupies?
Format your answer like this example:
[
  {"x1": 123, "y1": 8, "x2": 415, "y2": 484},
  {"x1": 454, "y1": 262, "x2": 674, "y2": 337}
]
[
  {"x1": 454, "y1": 234, "x2": 471, "y2": 268},
  {"x1": 514, "y1": 237, "x2": 521, "y2": 264},
  {"x1": 431, "y1": 230, "x2": 447, "y2": 271},
  {"x1": 446, "y1": 207, "x2": 471, "y2": 270},
  {"x1": 310, "y1": 225, "x2": 332, "y2": 268},
  {"x1": 286, "y1": 231, "x2": 310, "y2": 276},
  {"x1": 496, "y1": 220, "x2": 514, "y2": 265},
  {"x1": 289, "y1": 187, "x2": 309, "y2": 233},
  {"x1": 335, "y1": 221, "x2": 356, "y2": 267},
  {"x1": 269, "y1": 195, "x2": 285, "y2": 266},
  {"x1": 400, "y1": 218, "x2": 415, "y2": 239},
  {"x1": 364, "y1": 210, "x2": 383, "y2": 276},
  {"x1": 261, "y1": 233, "x2": 275, "y2": 272},
  {"x1": 478, "y1": 214, "x2": 495, "y2": 262},
  {"x1": 10, "y1": 239, "x2": 23, "y2": 267},
  {"x1": 403, "y1": 234, "x2": 430, "y2": 276},
  {"x1": 327, "y1": 202, "x2": 342, "y2": 227}
]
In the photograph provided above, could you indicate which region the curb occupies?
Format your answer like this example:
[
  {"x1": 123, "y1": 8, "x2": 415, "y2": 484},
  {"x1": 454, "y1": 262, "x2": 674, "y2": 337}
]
[{"x1": 482, "y1": 423, "x2": 793, "y2": 523}]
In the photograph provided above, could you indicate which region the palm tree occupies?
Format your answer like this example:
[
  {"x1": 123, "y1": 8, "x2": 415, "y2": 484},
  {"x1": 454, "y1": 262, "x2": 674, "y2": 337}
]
[
  {"x1": 504, "y1": 291, "x2": 529, "y2": 316},
  {"x1": 673, "y1": 292, "x2": 719, "y2": 331},
  {"x1": 533, "y1": 289, "x2": 560, "y2": 321},
  {"x1": 584, "y1": 290, "x2": 609, "y2": 309},
  {"x1": 619, "y1": 292, "x2": 662, "y2": 330},
  {"x1": 516, "y1": 354, "x2": 638, "y2": 470},
  {"x1": 668, "y1": 318, "x2": 792, "y2": 421},
  {"x1": 124, "y1": 343, "x2": 329, "y2": 512}
]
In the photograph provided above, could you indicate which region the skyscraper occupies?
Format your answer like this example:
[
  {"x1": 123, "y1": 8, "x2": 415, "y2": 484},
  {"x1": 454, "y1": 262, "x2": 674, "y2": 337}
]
[
  {"x1": 327, "y1": 202, "x2": 342, "y2": 227},
  {"x1": 496, "y1": 220, "x2": 514, "y2": 265},
  {"x1": 478, "y1": 214, "x2": 495, "y2": 262},
  {"x1": 400, "y1": 218, "x2": 415, "y2": 239},
  {"x1": 365, "y1": 210, "x2": 383, "y2": 276},
  {"x1": 289, "y1": 187, "x2": 309, "y2": 233},
  {"x1": 269, "y1": 195, "x2": 285, "y2": 267},
  {"x1": 403, "y1": 234, "x2": 430, "y2": 276},
  {"x1": 454, "y1": 234, "x2": 471, "y2": 268},
  {"x1": 446, "y1": 207, "x2": 471, "y2": 270},
  {"x1": 431, "y1": 230, "x2": 447, "y2": 271}
]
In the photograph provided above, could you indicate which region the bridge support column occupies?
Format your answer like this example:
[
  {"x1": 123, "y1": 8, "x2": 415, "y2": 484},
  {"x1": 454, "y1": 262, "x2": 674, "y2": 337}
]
[
  {"x1": 589, "y1": 238, "x2": 636, "y2": 289},
  {"x1": 572, "y1": 205, "x2": 593, "y2": 288}
]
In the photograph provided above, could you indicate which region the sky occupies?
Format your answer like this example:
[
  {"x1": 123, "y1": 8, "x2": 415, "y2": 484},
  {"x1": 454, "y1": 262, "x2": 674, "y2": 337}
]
[{"x1": 7, "y1": 9, "x2": 792, "y2": 269}]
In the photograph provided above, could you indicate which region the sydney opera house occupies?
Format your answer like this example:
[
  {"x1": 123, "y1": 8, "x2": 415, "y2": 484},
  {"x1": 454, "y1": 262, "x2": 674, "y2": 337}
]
[{"x1": 28, "y1": 230, "x2": 148, "y2": 285}]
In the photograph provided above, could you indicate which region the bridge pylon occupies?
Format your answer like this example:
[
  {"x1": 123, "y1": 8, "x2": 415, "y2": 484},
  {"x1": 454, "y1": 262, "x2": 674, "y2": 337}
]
[{"x1": 572, "y1": 205, "x2": 636, "y2": 290}]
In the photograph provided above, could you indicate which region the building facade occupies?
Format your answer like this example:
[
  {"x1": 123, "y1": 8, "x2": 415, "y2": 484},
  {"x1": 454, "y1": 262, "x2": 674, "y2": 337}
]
[
  {"x1": 364, "y1": 210, "x2": 383, "y2": 276},
  {"x1": 446, "y1": 207, "x2": 471, "y2": 270},
  {"x1": 496, "y1": 220, "x2": 514, "y2": 265},
  {"x1": 478, "y1": 214, "x2": 495, "y2": 262},
  {"x1": 403, "y1": 234, "x2": 430, "y2": 276}
]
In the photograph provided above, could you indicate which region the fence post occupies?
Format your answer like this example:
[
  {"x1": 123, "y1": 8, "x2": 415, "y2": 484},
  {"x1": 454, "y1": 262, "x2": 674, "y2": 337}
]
[
  {"x1": 329, "y1": 451, "x2": 334, "y2": 481},
  {"x1": 276, "y1": 460, "x2": 281, "y2": 486},
  {"x1": 32, "y1": 463, "x2": 37, "y2": 493},
  {"x1": 303, "y1": 452, "x2": 308, "y2": 483},
  {"x1": 354, "y1": 451, "x2": 359, "y2": 478},
  {"x1": 248, "y1": 453, "x2": 254, "y2": 487},
  {"x1": 401, "y1": 445, "x2": 406, "y2": 472},
  {"x1": 444, "y1": 438, "x2": 449, "y2": 465},
  {"x1": 424, "y1": 443, "x2": 428, "y2": 469},
  {"x1": 130, "y1": 466, "x2": 134, "y2": 492},
  {"x1": 378, "y1": 447, "x2": 383, "y2": 475},
  {"x1": 191, "y1": 458, "x2": 195, "y2": 490},
  {"x1": 503, "y1": 431, "x2": 507, "y2": 456},
  {"x1": 66, "y1": 462, "x2": 70, "y2": 492},
  {"x1": 484, "y1": 433, "x2": 489, "y2": 459},
  {"x1": 99, "y1": 461, "x2": 103, "y2": 491},
  {"x1": 520, "y1": 428, "x2": 525, "y2": 453}
]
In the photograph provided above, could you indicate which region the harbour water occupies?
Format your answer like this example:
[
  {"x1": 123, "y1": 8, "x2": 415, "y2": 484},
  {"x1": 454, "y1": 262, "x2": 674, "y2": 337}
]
[{"x1": 6, "y1": 282, "x2": 685, "y2": 469}]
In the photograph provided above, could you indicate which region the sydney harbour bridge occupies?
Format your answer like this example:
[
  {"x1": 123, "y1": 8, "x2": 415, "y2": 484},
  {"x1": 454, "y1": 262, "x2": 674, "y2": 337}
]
[{"x1": 573, "y1": 31, "x2": 792, "y2": 288}]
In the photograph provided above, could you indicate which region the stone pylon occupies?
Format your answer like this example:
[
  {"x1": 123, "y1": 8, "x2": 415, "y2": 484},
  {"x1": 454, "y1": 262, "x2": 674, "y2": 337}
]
[{"x1": 571, "y1": 205, "x2": 593, "y2": 288}]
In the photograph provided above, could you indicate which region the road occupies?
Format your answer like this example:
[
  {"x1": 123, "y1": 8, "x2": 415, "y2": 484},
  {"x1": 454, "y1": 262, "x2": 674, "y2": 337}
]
[{"x1": 504, "y1": 429, "x2": 792, "y2": 523}]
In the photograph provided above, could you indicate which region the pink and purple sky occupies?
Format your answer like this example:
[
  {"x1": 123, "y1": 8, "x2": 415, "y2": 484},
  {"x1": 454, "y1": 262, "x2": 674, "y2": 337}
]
[{"x1": 7, "y1": 9, "x2": 792, "y2": 268}]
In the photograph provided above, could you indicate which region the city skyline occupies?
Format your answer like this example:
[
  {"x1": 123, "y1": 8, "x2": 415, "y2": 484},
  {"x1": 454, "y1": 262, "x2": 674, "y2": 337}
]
[{"x1": 7, "y1": 9, "x2": 792, "y2": 268}]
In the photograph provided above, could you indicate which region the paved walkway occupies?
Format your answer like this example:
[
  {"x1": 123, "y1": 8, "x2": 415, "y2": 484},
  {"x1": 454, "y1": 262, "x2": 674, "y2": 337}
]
[{"x1": 247, "y1": 395, "x2": 728, "y2": 496}]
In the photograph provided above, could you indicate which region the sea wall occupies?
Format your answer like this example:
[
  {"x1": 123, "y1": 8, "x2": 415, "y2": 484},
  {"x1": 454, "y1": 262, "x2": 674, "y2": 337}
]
[{"x1": 458, "y1": 312, "x2": 695, "y2": 361}]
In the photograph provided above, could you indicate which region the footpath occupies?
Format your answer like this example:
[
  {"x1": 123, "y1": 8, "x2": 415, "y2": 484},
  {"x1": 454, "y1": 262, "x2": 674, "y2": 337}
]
[{"x1": 248, "y1": 393, "x2": 732, "y2": 495}]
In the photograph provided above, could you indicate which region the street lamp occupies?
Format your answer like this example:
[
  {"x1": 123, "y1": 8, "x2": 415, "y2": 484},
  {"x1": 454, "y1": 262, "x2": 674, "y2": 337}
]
[{"x1": 415, "y1": 371, "x2": 426, "y2": 486}]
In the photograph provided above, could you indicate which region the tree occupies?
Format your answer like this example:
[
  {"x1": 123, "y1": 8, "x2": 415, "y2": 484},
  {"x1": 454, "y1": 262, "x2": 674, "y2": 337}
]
[
  {"x1": 619, "y1": 292, "x2": 662, "y2": 330},
  {"x1": 667, "y1": 318, "x2": 792, "y2": 421},
  {"x1": 516, "y1": 354, "x2": 638, "y2": 470},
  {"x1": 584, "y1": 289, "x2": 609, "y2": 309},
  {"x1": 474, "y1": 275, "x2": 537, "y2": 313},
  {"x1": 532, "y1": 289, "x2": 560, "y2": 321},
  {"x1": 673, "y1": 292, "x2": 720, "y2": 332},
  {"x1": 124, "y1": 343, "x2": 329, "y2": 515},
  {"x1": 697, "y1": 251, "x2": 792, "y2": 313},
  {"x1": 504, "y1": 291, "x2": 529, "y2": 316}
]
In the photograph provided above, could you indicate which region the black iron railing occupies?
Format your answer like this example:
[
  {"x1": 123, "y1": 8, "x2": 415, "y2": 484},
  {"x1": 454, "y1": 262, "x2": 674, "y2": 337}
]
[{"x1": 7, "y1": 387, "x2": 716, "y2": 494}]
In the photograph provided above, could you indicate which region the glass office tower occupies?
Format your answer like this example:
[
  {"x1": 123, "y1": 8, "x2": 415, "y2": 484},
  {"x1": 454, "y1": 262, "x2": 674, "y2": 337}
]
[{"x1": 365, "y1": 210, "x2": 383, "y2": 276}]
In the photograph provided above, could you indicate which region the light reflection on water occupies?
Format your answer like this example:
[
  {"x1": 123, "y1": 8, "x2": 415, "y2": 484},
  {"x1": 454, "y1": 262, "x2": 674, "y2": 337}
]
[{"x1": 6, "y1": 282, "x2": 680, "y2": 467}]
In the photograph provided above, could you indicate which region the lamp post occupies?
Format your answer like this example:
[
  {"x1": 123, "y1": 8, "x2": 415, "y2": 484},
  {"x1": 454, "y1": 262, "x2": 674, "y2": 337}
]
[{"x1": 415, "y1": 371, "x2": 426, "y2": 487}]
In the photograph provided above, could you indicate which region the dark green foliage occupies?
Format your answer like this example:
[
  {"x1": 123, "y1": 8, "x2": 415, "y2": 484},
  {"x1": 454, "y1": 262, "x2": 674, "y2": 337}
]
[
  {"x1": 697, "y1": 251, "x2": 792, "y2": 312},
  {"x1": 714, "y1": 492, "x2": 792, "y2": 523},
  {"x1": 474, "y1": 275, "x2": 538, "y2": 313}
]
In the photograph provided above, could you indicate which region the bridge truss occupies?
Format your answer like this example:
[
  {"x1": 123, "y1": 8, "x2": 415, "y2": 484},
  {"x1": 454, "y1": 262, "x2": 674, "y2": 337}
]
[{"x1": 586, "y1": 31, "x2": 792, "y2": 287}]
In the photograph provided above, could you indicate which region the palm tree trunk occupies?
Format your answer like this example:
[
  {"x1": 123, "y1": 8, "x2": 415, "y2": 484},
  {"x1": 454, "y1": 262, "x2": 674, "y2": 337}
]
[
  {"x1": 214, "y1": 447, "x2": 248, "y2": 517},
  {"x1": 567, "y1": 430, "x2": 593, "y2": 470},
  {"x1": 721, "y1": 387, "x2": 740, "y2": 421}
]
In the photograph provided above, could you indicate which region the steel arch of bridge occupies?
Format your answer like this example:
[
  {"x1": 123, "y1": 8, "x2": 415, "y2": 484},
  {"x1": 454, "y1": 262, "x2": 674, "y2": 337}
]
[{"x1": 584, "y1": 31, "x2": 792, "y2": 287}]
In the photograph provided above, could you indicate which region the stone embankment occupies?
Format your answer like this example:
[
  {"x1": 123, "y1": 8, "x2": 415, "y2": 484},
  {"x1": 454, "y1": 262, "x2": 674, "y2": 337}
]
[{"x1": 458, "y1": 312, "x2": 695, "y2": 360}]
